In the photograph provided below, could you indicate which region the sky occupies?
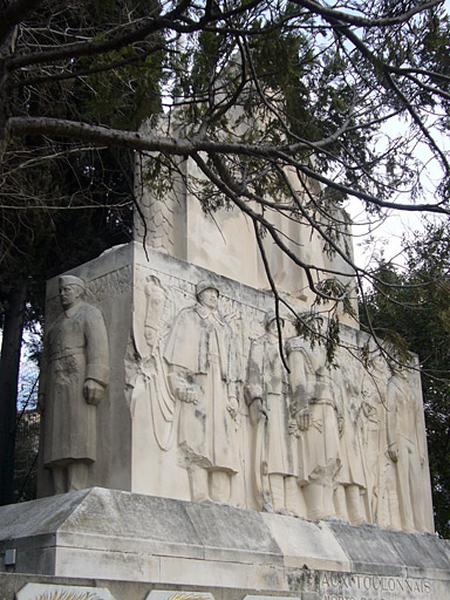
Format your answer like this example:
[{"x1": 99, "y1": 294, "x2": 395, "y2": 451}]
[{"x1": 345, "y1": 130, "x2": 449, "y2": 271}]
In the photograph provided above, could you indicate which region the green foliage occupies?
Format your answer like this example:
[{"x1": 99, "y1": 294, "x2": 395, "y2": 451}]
[
  {"x1": 1, "y1": 0, "x2": 449, "y2": 511},
  {"x1": 249, "y1": 26, "x2": 316, "y2": 139},
  {"x1": 1, "y1": 0, "x2": 166, "y2": 322},
  {"x1": 361, "y1": 222, "x2": 450, "y2": 536},
  {"x1": 13, "y1": 410, "x2": 39, "y2": 502},
  {"x1": 0, "y1": 0, "x2": 165, "y2": 504}
]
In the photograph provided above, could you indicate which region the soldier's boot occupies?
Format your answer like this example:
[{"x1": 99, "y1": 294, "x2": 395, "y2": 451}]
[
  {"x1": 188, "y1": 464, "x2": 209, "y2": 502},
  {"x1": 304, "y1": 481, "x2": 336, "y2": 520},
  {"x1": 51, "y1": 466, "x2": 66, "y2": 495},
  {"x1": 347, "y1": 484, "x2": 366, "y2": 525},
  {"x1": 334, "y1": 484, "x2": 349, "y2": 521},
  {"x1": 285, "y1": 475, "x2": 306, "y2": 517},
  {"x1": 210, "y1": 469, "x2": 231, "y2": 503},
  {"x1": 269, "y1": 473, "x2": 285, "y2": 513},
  {"x1": 67, "y1": 462, "x2": 89, "y2": 491}
]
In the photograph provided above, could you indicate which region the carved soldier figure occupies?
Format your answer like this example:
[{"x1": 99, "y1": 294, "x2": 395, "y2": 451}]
[
  {"x1": 164, "y1": 280, "x2": 241, "y2": 504},
  {"x1": 287, "y1": 336, "x2": 341, "y2": 520},
  {"x1": 246, "y1": 311, "x2": 299, "y2": 514},
  {"x1": 386, "y1": 370, "x2": 427, "y2": 532},
  {"x1": 40, "y1": 275, "x2": 109, "y2": 493},
  {"x1": 334, "y1": 356, "x2": 367, "y2": 525},
  {"x1": 125, "y1": 275, "x2": 177, "y2": 450},
  {"x1": 360, "y1": 350, "x2": 395, "y2": 527}
]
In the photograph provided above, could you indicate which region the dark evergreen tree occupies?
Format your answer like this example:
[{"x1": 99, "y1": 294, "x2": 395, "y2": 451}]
[
  {"x1": 0, "y1": 0, "x2": 448, "y2": 508},
  {"x1": 362, "y1": 223, "x2": 450, "y2": 536}
]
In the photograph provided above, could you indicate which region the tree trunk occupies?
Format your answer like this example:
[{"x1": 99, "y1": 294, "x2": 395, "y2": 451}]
[{"x1": 0, "y1": 281, "x2": 27, "y2": 505}]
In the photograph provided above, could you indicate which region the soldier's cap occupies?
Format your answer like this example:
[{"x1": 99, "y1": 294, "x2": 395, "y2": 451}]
[
  {"x1": 264, "y1": 309, "x2": 285, "y2": 330},
  {"x1": 59, "y1": 275, "x2": 86, "y2": 290},
  {"x1": 196, "y1": 279, "x2": 220, "y2": 298}
]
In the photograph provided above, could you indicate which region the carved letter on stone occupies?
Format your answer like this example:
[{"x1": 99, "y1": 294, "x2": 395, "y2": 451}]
[
  {"x1": 41, "y1": 275, "x2": 109, "y2": 494},
  {"x1": 245, "y1": 311, "x2": 298, "y2": 514},
  {"x1": 163, "y1": 280, "x2": 241, "y2": 505}
]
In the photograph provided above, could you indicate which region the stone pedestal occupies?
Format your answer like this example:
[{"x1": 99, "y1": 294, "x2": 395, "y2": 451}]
[
  {"x1": 37, "y1": 242, "x2": 434, "y2": 535},
  {"x1": 0, "y1": 488, "x2": 449, "y2": 600},
  {"x1": 20, "y1": 241, "x2": 445, "y2": 600}
]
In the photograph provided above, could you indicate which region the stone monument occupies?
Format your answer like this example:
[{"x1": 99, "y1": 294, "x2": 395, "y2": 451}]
[
  {"x1": 39, "y1": 275, "x2": 109, "y2": 494},
  {"x1": 0, "y1": 158, "x2": 448, "y2": 599}
]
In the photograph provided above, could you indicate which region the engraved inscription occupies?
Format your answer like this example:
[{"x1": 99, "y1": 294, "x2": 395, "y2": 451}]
[{"x1": 319, "y1": 572, "x2": 432, "y2": 600}]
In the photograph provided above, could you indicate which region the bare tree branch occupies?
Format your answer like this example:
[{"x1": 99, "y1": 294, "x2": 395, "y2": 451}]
[
  {"x1": 290, "y1": 0, "x2": 443, "y2": 29},
  {"x1": 7, "y1": 117, "x2": 449, "y2": 215}
]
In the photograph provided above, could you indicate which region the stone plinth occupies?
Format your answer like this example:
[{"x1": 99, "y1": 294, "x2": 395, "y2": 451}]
[
  {"x1": 37, "y1": 242, "x2": 434, "y2": 535},
  {"x1": 0, "y1": 488, "x2": 449, "y2": 600}
]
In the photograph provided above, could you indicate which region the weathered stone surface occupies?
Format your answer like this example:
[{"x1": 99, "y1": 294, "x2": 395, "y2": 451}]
[
  {"x1": 37, "y1": 243, "x2": 434, "y2": 534},
  {"x1": 41, "y1": 275, "x2": 109, "y2": 495},
  {"x1": 328, "y1": 520, "x2": 450, "y2": 576},
  {"x1": 145, "y1": 591, "x2": 215, "y2": 600},
  {"x1": 185, "y1": 500, "x2": 282, "y2": 565},
  {"x1": 38, "y1": 243, "x2": 134, "y2": 498},
  {"x1": 2, "y1": 568, "x2": 450, "y2": 600},
  {"x1": 0, "y1": 488, "x2": 449, "y2": 599},
  {"x1": 264, "y1": 514, "x2": 350, "y2": 571},
  {"x1": 136, "y1": 153, "x2": 357, "y2": 326}
]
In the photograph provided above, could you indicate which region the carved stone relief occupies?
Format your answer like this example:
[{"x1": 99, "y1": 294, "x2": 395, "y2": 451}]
[
  {"x1": 245, "y1": 311, "x2": 299, "y2": 515},
  {"x1": 88, "y1": 265, "x2": 133, "y2": 304},
  {"x1": 45, "y1": 265, "x2": 132, "y2": 324},
  {"x1": 41, "y1": 258, "x2": 432, "y2": 532},
  {"x1": 334, "y1": 353, "x2": 367, "y2": 525},
  {"x1": 125, "y1": 274, "x2": 177, "y2": 450},
  {"x1": 16, "y1": 584, "x2": 116, "y2": 600},
  {"x1": 163, "y1": 279, "x2": 243, "y2": 504},
  {"x1": 145, "y1": 591, "x2": 215, "y2": 600},
  {"x1": 286, "y1": 337, "x2": 342, "y2": 521},
  {"x1": 360, "y1": 350, "x2": 397, "y2": 528},
  {"x1": 121, "y1": 264, "x2": 432, "y2": 530},
  {"x1": 386, "y1": 370, "x2": 428, "y2": 532},
  {"x1": 40, "y1": 275, "x2": 109, "y2": 495}
]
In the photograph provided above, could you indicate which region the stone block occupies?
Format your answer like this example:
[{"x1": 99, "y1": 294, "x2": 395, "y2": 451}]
[
  {"x1": 0, "y1": 488, "x2": 448, "y2": 600},
  {"x1": 36, "y1": 243, "x2": 434, "y2": 538}
]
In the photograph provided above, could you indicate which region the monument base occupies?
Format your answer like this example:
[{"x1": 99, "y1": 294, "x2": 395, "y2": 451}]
[{"x1": 0, "y1": 488, "x2": 449, "y2": 599}]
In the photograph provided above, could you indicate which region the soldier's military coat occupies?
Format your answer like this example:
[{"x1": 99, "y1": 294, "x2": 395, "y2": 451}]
[{"x1": 42, "y1": 301, "x2": 109, "y2": 466}]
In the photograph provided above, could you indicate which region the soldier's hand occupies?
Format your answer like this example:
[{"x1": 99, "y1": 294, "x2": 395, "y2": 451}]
[
  {"x1": 253, "y1": 398, "x2": 267, "y2": 420},
  {"x1": 84, "y1": 379, "x2": 105, "y2": 405},
  {"x1": 247, "y1": 398, "x2": 264, "y2": 425},
  {"x1": 185, "y1": 387, "x2": 199, "y2": 404},
  {"x1": 288, "y1": 419, "x2": 299, "y2": 437},
  {"x1": 176, "y1": 385, "x2": 198, "y2": 404},
  {"x1": 227, "y1": 396, "x2": 239, "y2": 420},
  {"x1": 297, "y1": 407, "x2": 311, "y2": 431},
  {"x1": 388, "y1": 444, "x2": 398, "y2": 463}
]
